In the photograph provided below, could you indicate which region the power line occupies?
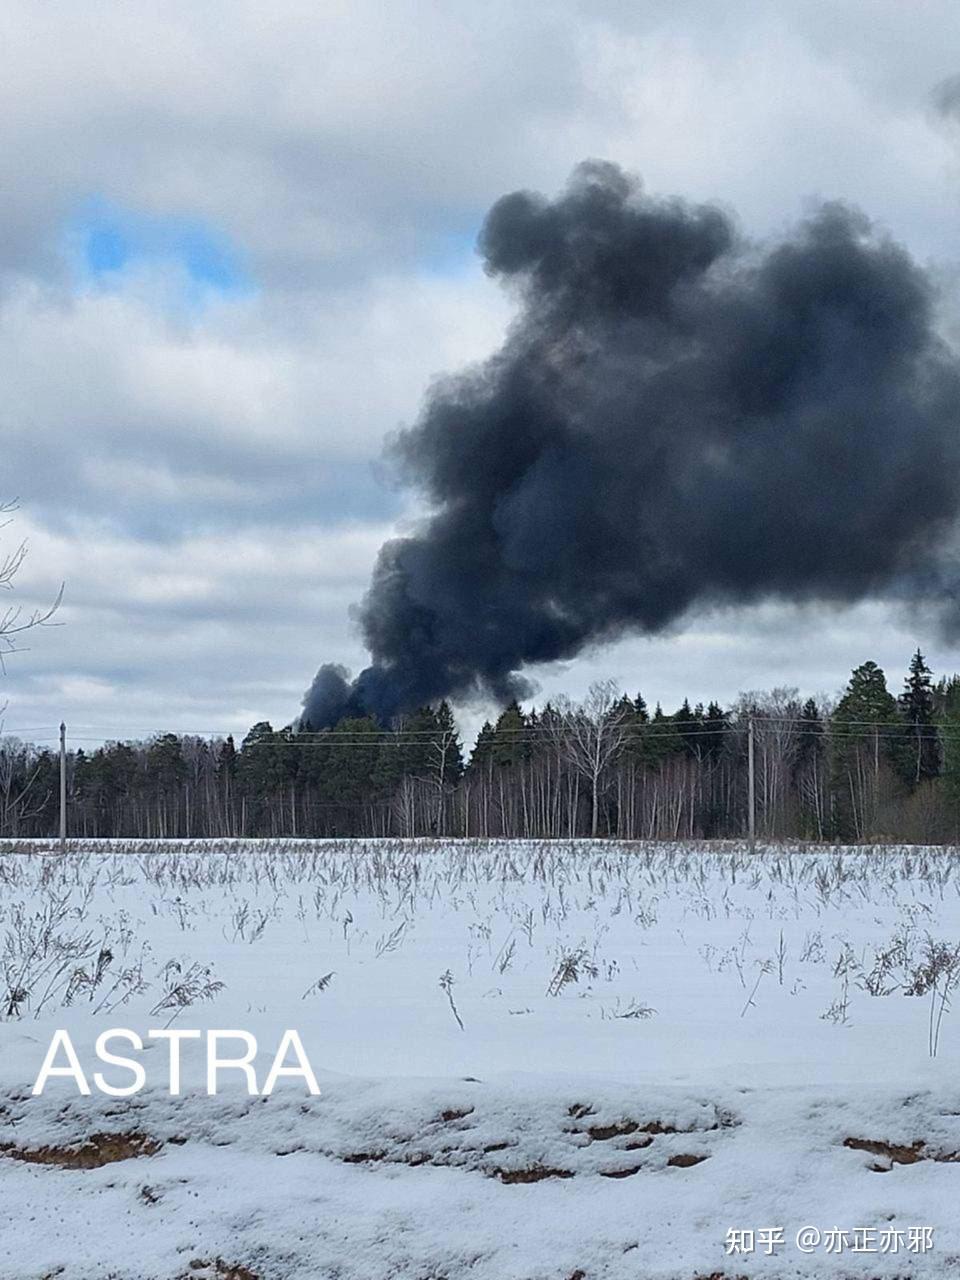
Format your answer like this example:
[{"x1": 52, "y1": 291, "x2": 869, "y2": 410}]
[{"x1": 6, "y1": 716, "x2": 960, "y2": 753}]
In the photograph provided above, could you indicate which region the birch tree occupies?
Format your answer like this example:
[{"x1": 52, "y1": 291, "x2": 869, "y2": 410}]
[{"x1": 551, "y1": 680, "x2": 628, "y2": 837}]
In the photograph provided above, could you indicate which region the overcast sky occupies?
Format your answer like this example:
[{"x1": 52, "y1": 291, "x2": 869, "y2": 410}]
[{"x1": 6, "y1": 0, "x2": 960, "y2": 746}]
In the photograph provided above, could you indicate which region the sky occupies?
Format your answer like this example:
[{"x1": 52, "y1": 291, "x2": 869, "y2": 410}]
[{"x1": 6, "y1": 0, "x2": 960, "y2": 747}]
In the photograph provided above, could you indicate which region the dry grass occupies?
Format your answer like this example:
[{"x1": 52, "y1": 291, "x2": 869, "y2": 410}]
[{"x1": 186, "y1": 1261, "x2": 260, "y2": 1280}]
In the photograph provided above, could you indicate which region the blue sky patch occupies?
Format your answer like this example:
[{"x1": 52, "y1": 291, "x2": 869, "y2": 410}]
[
  {"x1": 68, "y1": 197, "x2": 252, "y2": 296},
  {"x1": 420, "y1": 222, "x2": 483, "y2": 278}
]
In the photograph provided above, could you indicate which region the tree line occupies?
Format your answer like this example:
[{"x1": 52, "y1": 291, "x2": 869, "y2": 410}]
[{"x1": 6, "y1": 650, "x2": 960, "y2": 843}]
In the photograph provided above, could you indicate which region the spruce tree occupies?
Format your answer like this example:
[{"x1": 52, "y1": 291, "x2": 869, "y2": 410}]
[
  {"x1": 794, "y1": 698, "x2": 824, "y2": 770},
  {"x1": 831, "y1": 662, "x2": 902, "y2": 837},
  {"x1": 469, "y1": 721, "x2": 496, "y2": 769},
  {"x1": 899, "y1": 648, "x2": 941, "y2": 784},
  {"x1": 216, "y1": 735, "x2": 238, "y2": 834},
  {"x1": 614, "y1": 693, "x2": 645, "y2": 764},
  {"x1": 674, "y1": 699, "x2": 705, "y2": 758},
  {"x1": 639, "y1": 702, "x2": 683, "y2": 765},
  {"x1": 703, "y1": 701, "x2": 729, "y2": 762},
  {"x1": 491, "y1": 701, "x2": 530, "y2": 767},
  {"x1": 434, "y1": 700, "x2": 464, "y2": 784},
  {"x1": 217, "y1": 735, "x2": 237, "y2": 789}
]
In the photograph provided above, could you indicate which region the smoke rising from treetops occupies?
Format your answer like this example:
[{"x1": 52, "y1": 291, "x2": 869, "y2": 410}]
[{"x1": 301, "y1": 160, "x2": 960, "y2": 728}]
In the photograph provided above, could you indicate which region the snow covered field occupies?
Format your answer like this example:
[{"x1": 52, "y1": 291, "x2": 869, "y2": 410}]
[{"x1": 3, "y1": 838, "x2": 960, "y2": 1278}]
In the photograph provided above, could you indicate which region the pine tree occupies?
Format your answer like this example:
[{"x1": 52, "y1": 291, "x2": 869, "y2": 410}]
[
  {"x1": 398, "y1": 707, "x2": 441, "y2": 777},
  {"x1": 433, "y1": 701, "x2": 464, "y2": 784},
  {"x1": 831, "y1": 662, "x2": 902, "y2": 837},
  {"x1": 703, "y1": 701, "x2": 729, "y2": 763},
  {"x1": 329, "y1": 716, "x2": 382, "y2": 795},
  {"x1": 834, "y1": 662, "x2": 897, "y2": 725},
  {"x1": 216, "y1": 735, "x2": 238, "y2": 834},
  {"x1": 639, "y1": 702, "x2": 683, "y2": 765},
  {"x1": 899, "y1": 648, "x2": 941, "y2": 784},
  {"x1": 469, "y1": 721, "x2": 496, "y2": 769},
  {"x1": 491, "y1": 701, "x2": 530, "y2": 767},
  {"x1": 674, "y1": 699, "x2": 703, "y2": 758},
  {"x1": 794, "y1": 698, "x2": 824, "y2": 769},
  {"x1": 236, "y1": 722, "x2": 278, "y2": 832}
]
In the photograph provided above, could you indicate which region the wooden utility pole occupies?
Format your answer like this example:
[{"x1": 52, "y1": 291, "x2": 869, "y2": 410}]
[
  {"x1": 747, "y1": 716, "x2": 756, "y2": 853},
  {"x1": 59, "y1": 721, "x2": 66, "y2": 854}
]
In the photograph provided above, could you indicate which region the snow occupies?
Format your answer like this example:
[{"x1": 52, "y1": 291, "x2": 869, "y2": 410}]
[{"x1": 3, "y1": 838, "x2": 960, "y2": 1276}]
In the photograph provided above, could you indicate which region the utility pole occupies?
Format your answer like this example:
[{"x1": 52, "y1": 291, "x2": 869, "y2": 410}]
[
  {"x1": 59, "y1": 721, "x2": 67, "y2": 854},
  {"x1": 747, "y1": 715, "x2": 756, "y2": 854}
]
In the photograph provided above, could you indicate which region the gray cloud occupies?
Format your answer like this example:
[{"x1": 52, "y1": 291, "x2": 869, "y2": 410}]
[
  {"x1": 934, "y1": 73, "x2": 960, "y2": 119},
  {"x1": 4, "y1": 1, "x2": 960, "y2": 734}
]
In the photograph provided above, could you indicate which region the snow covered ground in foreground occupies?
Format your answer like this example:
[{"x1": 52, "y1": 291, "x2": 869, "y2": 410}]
[{"x1": 3, "y1": 838, "x2": 960, "y2": 1278}]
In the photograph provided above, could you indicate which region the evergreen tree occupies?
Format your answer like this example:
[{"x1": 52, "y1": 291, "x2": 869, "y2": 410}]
[
  {"x1": 216, "y1": 735, "x2": 238, "y2": 834},
  {"x1": 236, "y1": 722, "x2": 288, "y2": 831},
  {"x1": 640, "y1": 702, "x2": 684, "y2": 765},
  {"x1": 433, "y1": 700, "x2": 464, "y2": 784},
  {"x1": 217, "y1": 735, "x2": 237, "y2": 787},
  {"x1": 611, "y1": 694, "x2": 641, "y2": 764},
  {"x1": 833, "y1": 662, "x2": 899, "y2": 735},
  {"x1": 674, "y1": 699, "x2": 703, "y2": 757},
  {"x1": 491, "y1": 701, "x2": 530, "y2": 767},
  {"x1": 794, "y1": 698, "x2": 824, "y2": 771},
  {"x1": 397, "y1": 707, "x2": 440, "y2": 778},
  {"x1": 369, "y1": 716, "x2": 406, "y2": 799},
  {"x1": 938, "y1": 675, "x2": 960, "y2": 828},
  {"x1": 702, "y1": 701, "x2": 729, "y2": 762},
  {"x1": 320, "y1": 716, "x2": 382, "y2": 810},
  {"x1": 899, "y1": 648, "x2": 941, "y2": 784},
  {"x1": 469, "y1": 721, "x2": 496, "y2": 769},
  {"x1": 831, "y1": 661, "x2": 902, "y2": 837}
]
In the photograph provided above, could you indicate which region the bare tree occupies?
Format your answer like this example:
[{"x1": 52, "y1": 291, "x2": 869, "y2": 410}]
[
  {"x1": 551, "y1": 679, "x2": 628, "y2": 837},
  {"x1": 0, "y1": 500, "x2": 62, "y2": 667},
  {"x1": 733, "y1": 688, "x2": 803, "y2": 837}
]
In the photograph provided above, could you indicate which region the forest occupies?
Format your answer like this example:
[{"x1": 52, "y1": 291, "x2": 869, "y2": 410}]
[{"x1": 4, "y1": 650, "x2": 960, "y2": 844}]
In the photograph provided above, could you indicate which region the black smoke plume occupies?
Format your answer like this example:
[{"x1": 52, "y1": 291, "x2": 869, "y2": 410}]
[{"x1": 302, "y1": 160, "x2": 960, "y2": 728}]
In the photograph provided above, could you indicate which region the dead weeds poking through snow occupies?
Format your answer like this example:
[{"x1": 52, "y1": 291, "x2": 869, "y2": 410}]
[{"x1": 186, "y1": 1261, "x2": 260, "y2": 1280}]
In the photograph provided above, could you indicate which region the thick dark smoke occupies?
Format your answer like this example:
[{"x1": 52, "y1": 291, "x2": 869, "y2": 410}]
[{"x1": 302, "y1": 160, "x2": 960, "y2": 728}]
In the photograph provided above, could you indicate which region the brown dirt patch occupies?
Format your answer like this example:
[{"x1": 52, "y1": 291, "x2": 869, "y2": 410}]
[
  {"x1": 585, "y1": 1120, "x2": 639, "y2": 1141},
  {"x1": 844, "y1": 1136, "x2": 960, "y2": 1168},
  {"x1": 0, "y1": 1130, "x2": 160, "y2": 1169},
  {"x1": 598, "y1": 1164, "x2": 644, "y2": 1179},
  {"x1": 667, "y1": 1153, "x2": 709, "y2": 1168},
  {"x1": 340, "y1": 1149, "x2": 388, "y2": 1164},
  {"x1": 438, "y1": 1107, "x2": 474, "y2": 1123},
  {"x1": 187, "y1": 1261, "x2": 260, "y2": 1280},
  {"x1": 494, "y1": 1164, "x2": 576, "y2": 1184}
]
